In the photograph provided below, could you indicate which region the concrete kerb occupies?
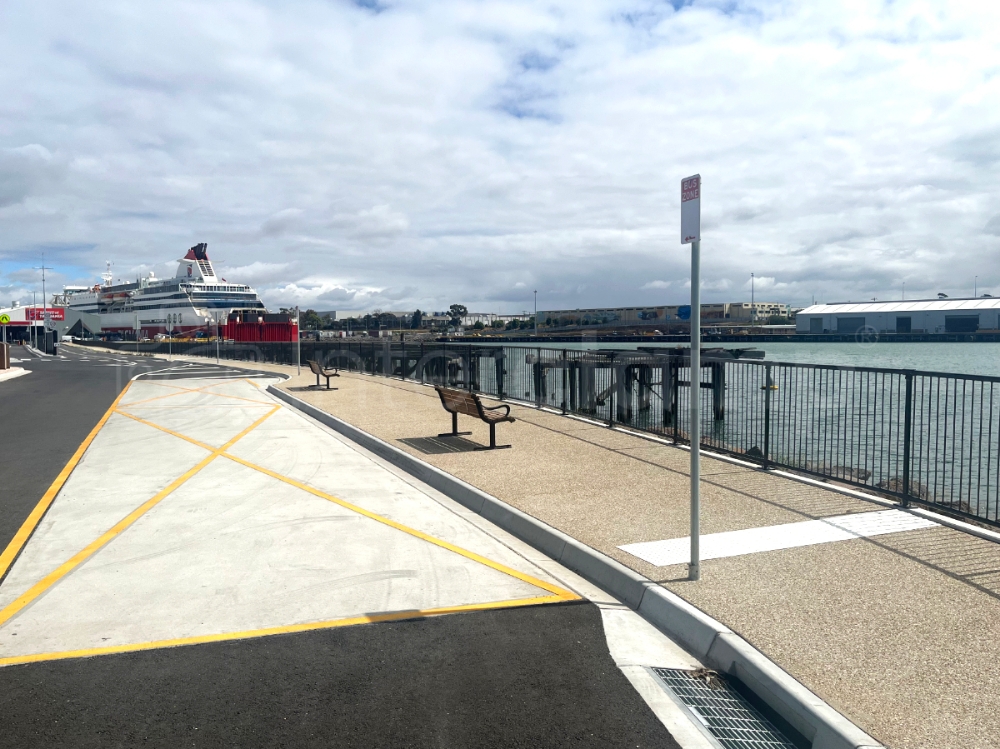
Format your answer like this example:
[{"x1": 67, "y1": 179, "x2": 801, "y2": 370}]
[
  {"x1": 267, "y1": 385, "x2": 884, "y2": 749},
  {"x1": 0, "y1": 368, "x2": 28, "y2": 383}
]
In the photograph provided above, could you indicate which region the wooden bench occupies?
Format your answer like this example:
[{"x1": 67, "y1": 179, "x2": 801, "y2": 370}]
[
  {"x1": 307, "y1": 359, "x2": 339, "y2": 390},
  {"x1": 434, "y1": 386, "x2": 515, "y2": 450}
]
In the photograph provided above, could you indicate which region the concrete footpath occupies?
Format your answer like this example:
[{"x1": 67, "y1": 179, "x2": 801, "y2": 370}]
[{"x1": 249, "y1": 363, "x2": 1000, "y2": 749}]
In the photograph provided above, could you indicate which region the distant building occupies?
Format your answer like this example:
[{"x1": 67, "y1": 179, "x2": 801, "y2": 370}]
[
  {"x1": 538, "y1": 303, "x2": 790, "y2": 329},
  {"x1": 795, "y1": 298, "x2": 1000, "y2": 334},
  {"x1": 460, "y1": 313, "x2": 531, "y2": 326}
]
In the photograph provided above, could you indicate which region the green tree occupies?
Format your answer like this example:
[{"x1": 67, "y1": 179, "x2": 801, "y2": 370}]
[
  {"x1": 473, "y1": 321, "x2": 485, "y2": 330},
  {"x1": 301, "y1": 309, "x2": 323, "y2": 330},
  {"x1": 411, "y1": 309, "x2": 423, "y2": 329},
  {"x1": 448, "y1": 303, "x2": 468, "y2": 327},
  {"x1": 491, "y1": 319, "x2": 504, "y2": 329}
]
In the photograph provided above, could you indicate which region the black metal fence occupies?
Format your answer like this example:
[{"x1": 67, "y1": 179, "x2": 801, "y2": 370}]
[{"x1": 82, "y1": 339, "x2": 1000, "y2": 528}]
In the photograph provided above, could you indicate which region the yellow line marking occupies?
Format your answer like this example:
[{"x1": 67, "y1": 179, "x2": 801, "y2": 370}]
[
  {"x1": 114, "y1": 409, "x2": 217, "y2": 452},
  {"x1": 0, "y1": 406, "x2": 280, "y2": 630},
  {"x1": 223, "y1": 452, "x2": 579, "y2": 600},
  {"x1": 115, "y1": 404, "x2": 274, "y2": 409},
  {"x1": 114, "y1": 401, "x2": 577, "y2": 600},
  {"x1": 0, "y1": 595, "x2": 573, "y2": 667},
  {"x1": 122, "y1": 381, "x2": 270, "y2": 408},
  {"x1": 0, "y1": 382, "x2": 135, "y2": 583}
]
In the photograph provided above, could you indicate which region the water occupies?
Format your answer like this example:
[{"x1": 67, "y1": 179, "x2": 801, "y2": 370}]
[
  {"x1": 499, "y1": 340, "x2": 1000, "y2": 378},
  {"x1": 750, "y1": 342, "x2": 1000, "y2": 378}
]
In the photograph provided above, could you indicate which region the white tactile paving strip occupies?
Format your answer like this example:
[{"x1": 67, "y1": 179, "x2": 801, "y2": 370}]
[{"x1": 619, "y1": 509, "x2": 939, "y2": 567}]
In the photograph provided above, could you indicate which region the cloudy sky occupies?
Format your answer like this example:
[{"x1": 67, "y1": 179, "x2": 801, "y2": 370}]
[{"x1": 1, "y1": 0, "x2": 998, "y2": 314}]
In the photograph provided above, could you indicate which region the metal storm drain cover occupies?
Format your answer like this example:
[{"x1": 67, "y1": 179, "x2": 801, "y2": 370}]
[{"x1": 651, "y1": 668, "x2": 802, "y2": 749}]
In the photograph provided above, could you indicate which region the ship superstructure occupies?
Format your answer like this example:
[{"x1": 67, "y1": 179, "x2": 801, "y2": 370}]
[{"x1": 62, "y1": 243, "x2": 266, "y2": 337}]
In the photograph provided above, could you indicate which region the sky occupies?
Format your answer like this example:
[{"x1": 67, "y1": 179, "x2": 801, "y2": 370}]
[{"x1": 1, "y1": 0, "x2": 998, "y2": 314}]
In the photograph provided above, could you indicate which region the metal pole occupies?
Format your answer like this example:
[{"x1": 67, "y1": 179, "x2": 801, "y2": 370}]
[
  {"x1": 690, "y1": 239, "x2": 701, "y2": 581},
  {"x1": 32, "y1": 291, "x2": 35, "y2": 348},
  {"x1": 902, "y1": 372, "x2": 913, "y2": 507},
  {"x1": 215, "y1": 313, "x2": 220, "y2": 364},
  {"x1": 534, "y1": 290, "x2": 537, "y2": 337},
  {"x1": 295, "y1": 306, "x2": 301, "y2": 376},
  {"x1": 42, "y1": 265, "x2": 47, "y2": 347},
  {"x1": 135, "y1": 313, "x2": 139, "y2": 356}
]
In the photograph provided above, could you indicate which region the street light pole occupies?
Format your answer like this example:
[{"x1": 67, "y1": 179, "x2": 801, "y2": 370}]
[
  {"x1": 750, "y1": 272, "x2": 755, "y2": 328},
  {"x1": 534, "y1": 290, "x2": 537, "y2": 337},
  {"x1": 295, "y1": 306, "x2": 301, "y2": 376},
  {"x1": 34, "y1": 260, "x2": 52, "y2": 352}
]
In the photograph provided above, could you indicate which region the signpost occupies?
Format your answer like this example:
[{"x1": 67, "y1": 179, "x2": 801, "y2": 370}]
[
  {"x1": 681, "y1": 174, "x2": 701, "y2": 581},
  {"x1": 0, "y1": 313, "x2": 8, "y2": 345}
]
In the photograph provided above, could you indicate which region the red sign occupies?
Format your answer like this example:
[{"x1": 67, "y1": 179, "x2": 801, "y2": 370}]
[
  {"x1": 681, "y1": 176, "x2": 700, "y2": 202},
  {"x1": 26, "y1": 307, "x2": 66, "y2": 321}
]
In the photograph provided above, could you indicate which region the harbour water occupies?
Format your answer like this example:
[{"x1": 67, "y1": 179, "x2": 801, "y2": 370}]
[
  {"x1": 511, "y1": 340, "x2": 1000, "y2": 378},
  {"x1": 749, "y1": 341, "x2": 1000, "y2": 377}
]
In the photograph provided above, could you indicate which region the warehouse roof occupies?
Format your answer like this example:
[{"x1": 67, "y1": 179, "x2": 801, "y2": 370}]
[{"x1": 798, "y1": 298, "x2": 1000, "y2": 314}]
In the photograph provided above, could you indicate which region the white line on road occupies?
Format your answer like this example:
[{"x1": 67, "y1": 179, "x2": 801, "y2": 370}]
[{"x1": 619, "y1": 509, "x2": 939, "y2": 567}]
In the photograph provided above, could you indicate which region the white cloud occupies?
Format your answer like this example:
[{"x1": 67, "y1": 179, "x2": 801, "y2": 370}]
[
  {"x1": 330, "y1": 205, "x2": 410, "y2": 239},
  {"x1": 641, "y1": 280, "x2": 671, "y2": 290},
  {"x1": 0, "y1": 144, "x2": 64, "y2": 208},
  {"x1": 258, "y1": 209, "x2": 304, "y2": 238},
  {"x1": 2, "y1": 0, "x2": 1000, "y2": 310}
]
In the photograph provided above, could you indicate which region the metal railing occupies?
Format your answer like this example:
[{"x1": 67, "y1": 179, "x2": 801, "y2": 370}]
[{"x1": 80, "y1": 339, "x2": 1000, "y2": 528}]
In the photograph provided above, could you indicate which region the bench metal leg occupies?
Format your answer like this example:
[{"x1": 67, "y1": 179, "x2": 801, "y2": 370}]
[
  {"x1": 323, "y1": 375, "x2": 338, "y2": 391},
  {"x1": 474, "y1": 422, "x2": 511, "y2": 450},
  {"x1": 438, "y1": 411, "x2": 471, "y2": 438}
]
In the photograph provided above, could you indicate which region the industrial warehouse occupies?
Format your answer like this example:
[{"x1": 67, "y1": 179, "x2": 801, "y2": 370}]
[
  {"x1": 795, "y1": 297, "x2": 1000, "y2": 334},
  {"x1": 539, "y1": 301, "x2": 790, "y2": 329}
]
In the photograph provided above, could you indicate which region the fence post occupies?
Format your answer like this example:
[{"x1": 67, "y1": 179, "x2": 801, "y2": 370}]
[
  {"x1": 535, "y1": 347, "x2": 542, "y2": 406},
  {"x1": 672, "y1": 360, "x2": 680, "y2": 443},
  {"x1": 561, "y1": 349, "x2": 568, "y2": 414},
  {"x1": 763, "y1": 364, "x2": 772, "y2": 469},
  {"x1": 902, "y1": 372, "x2": 913, "y2": 507},
  {"x1": 498, "y1": 348, "x2": 505, "y2": 399},
  {"x1": 608, "y1": 354, "x2": 615, "y2": 427}
]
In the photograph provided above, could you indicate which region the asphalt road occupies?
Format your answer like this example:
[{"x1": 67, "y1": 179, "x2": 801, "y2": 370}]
[{"x1": 0, "y1": 345, "x2": 681, "y2": 748}]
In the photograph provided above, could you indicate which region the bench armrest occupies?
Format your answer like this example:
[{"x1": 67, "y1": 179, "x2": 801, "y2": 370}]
[{"x1": 481, "y1": 403, "x2": 511, "y2": 417}]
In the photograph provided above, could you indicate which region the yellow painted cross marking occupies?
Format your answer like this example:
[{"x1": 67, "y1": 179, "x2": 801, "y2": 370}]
[
  {"x1": 117, "y1": 407, "x2": 577, "y2": 600},
  {"x1": 0, "y1": 377, "x2": 579, "y2": 665},
  {"x1": 0, "y1": 406, "x2": 280, "y2": 630},
  {"x1": 0, "y1": 382, "x2": 135, "y2": 582}
]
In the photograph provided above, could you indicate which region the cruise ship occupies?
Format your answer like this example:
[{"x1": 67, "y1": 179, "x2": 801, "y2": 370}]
[{"x1": 62, "y1": 243, "x2": 266, "y2": 336}]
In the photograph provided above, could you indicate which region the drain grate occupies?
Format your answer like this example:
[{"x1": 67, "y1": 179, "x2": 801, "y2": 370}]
[{"x1": 651, "y1": 668, "x2": 802, "y2": 749}]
